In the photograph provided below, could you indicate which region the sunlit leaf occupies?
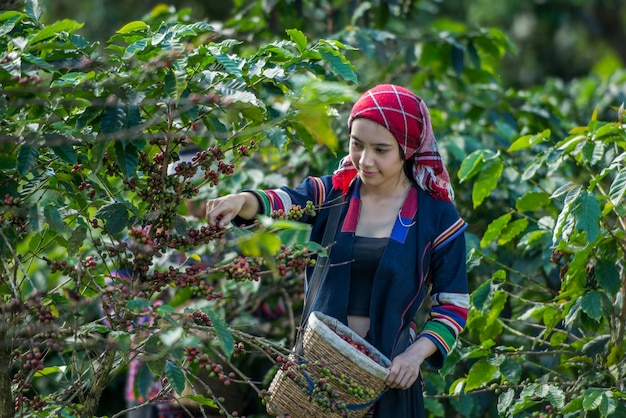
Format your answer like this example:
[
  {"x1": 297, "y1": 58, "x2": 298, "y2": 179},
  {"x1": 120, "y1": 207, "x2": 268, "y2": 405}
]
[
  {"x1": 287, "y1": 28, "x2": 307, "y2": 53},
  {"x1": 29, "y1": 19, "x2": 84, "y2": 44},
  {"x1": 480, "y1": 213, "x2": 511, "y2": 248},
  {"x1": 472, "y1": 160, "x2": 503, "y2": 208},
  {"x1": 117, "y1": 21, "x2": 149, "y2": 34},
  {"x1": 516, "y1": 191, "x2": 551, "y2": 212},
  {"x1": 458, "y1": 150, "x2": 486, "y2": 182},
  {"x1": 609, "y1": 171, "x2": 626, "y2": 206},
  {"x1": 464, "y1": 358, "x2": 499, "y2": 392}
]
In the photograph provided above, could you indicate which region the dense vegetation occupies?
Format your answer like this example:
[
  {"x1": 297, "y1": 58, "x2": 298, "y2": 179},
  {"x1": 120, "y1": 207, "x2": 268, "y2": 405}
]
[{"x1": 1, "y1": 0, "x2": 625, "y2": 417}]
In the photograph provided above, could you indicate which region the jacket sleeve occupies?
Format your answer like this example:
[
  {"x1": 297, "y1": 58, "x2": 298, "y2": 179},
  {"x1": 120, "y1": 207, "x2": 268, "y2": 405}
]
[
  {"x1": 419, "y1": 214, "x2": 469, "y2": 369},
  {"x1": 241, "y1": 176, "x2": 331, "y2": 224}
]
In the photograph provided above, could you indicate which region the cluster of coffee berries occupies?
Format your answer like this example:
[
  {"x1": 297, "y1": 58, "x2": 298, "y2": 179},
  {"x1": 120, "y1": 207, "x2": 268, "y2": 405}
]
[
  {"x1": 222, "y1": 256, "x2": 262, "y2": 282},
  {"x1": 46, "y1": 258, "x2": 77, "y2": 276},
  {"x1": 192, "y1": 311, "x2": 212, "y2": 327},
  {"x1": 270, "y1": 201, "x2": 316, "y2": 221},
  {"x1": 184, "y1": 347, "x2": 235, "y2": 385},
  {"x1": 319, "y1": 366, "x2": 375, "y2": 400},
  {"x1": 336, "y1": 333, "x2": 379, "y2": 364},
  {"x1": 275, "y1": 245, "x2": 315, "y2": 277},
  {"x1": 3, "y1": 193, "x2": 18, "y2": 206},
  {"x1": 20, "y1": 348, "x2": 45, "y2": 371},
  {"x1": 14, "y1": 392, "x2": 48, "y2": 412}
]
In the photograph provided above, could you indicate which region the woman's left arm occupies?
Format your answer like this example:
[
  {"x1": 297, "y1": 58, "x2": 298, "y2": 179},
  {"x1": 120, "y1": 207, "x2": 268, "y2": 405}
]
[{"x1": 385, "y1": 337, "x2": 437, "y2": 389}]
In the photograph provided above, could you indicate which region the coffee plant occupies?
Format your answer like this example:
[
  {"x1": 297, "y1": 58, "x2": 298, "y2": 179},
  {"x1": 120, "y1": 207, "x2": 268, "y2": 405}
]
[
  {"x1": 0, "y1": 1, "x2": 359, "y2": 417},
  {"x1": 2, "y1": 0, "x2": 626, "y2": 417}
]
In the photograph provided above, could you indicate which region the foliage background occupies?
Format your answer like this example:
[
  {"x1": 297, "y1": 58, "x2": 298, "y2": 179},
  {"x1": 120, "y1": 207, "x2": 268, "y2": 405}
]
[{"x1": 1, "y1": 0, "x2": 625, "y2": 417}]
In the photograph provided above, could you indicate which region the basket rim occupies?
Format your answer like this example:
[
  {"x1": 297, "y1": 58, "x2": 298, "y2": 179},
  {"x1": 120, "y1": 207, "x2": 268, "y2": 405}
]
[{"x1": 307, "y1": 311, "x2": 391, "y2": 381}]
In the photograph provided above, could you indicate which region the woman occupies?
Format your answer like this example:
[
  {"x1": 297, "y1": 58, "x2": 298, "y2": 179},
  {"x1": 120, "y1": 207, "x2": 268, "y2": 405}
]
[{"x1": 206, "y1": 84, "x2": 469, "y2": 417}]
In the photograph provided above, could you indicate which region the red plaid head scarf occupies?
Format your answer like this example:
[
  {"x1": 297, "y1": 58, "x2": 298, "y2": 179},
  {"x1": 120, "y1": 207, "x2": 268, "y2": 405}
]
[{"x1": 332, "y1": 84, "x2": 454, "y2": 201}]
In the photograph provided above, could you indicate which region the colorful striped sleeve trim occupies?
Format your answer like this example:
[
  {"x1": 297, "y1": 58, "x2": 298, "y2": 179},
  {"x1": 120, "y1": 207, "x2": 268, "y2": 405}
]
[
  {"x1": 419, "y1": 321, "x2": 455, "y2": 357},
  {"x1": 429, "y1": 292, "x2": 469, "y2": 338},
  {"x1": 433, "y1": 218, "x2": 467, "y2": 252},
  {"x1": 250, "y1": 189, "x2": 293, "y2": 216}
]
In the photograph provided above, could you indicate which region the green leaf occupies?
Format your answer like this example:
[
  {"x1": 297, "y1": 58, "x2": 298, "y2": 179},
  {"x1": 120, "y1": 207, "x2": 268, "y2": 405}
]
[
  {"x1": 127, "y1": 298, "x2": 150, "y2": 311},
  {"x1": 318, "y1": 49, "x2": 358, "y2": 84},
  {"x1": 286, "y1": 28, "x2": 307, "y2": 53},
  {"x1": 25, "y1": 0, "x2": 42, "y2": 22},
  {"x1": 464, "y1": 358, "x2": 499, "y2": 392},
  {"x1": 100, "y1": 105, "x2": 126, "y2": 134},
  {"x1": 29, "y1": 19, "x2": 84, "y2": 44},
  {"x1": 184, "y1": 394, "x2": 218, "y2": 408},
  {"x1": 458, "y1": 150, "x2": 486, "y2": 182},
  {"x1": 67, "y1": 225, "x2": 87, "y2": 255},
  {"x1": 134, "y1": 362, "x2": 156, "y2": 401},
  {"x1": 516, "y1": 191, "x2": 551, "y2": 212},
  {"x1": 582, "y1": 389, "x2": 604, "y2": 411},
  {"x1": 205, "y1": 309, "x2": 234, "y2": 358},
  {"x1": 114, "y1": 142, "x2": 138, "y2": 178},
  {"x1": 165, "y1": 361, "x2": 186, "y2": 395},
  {"x1": 609, "y1": 171, "x2": 626, "y2": 206},
  {"x1": 499, "y1": 357, "x2": 522, "y2": 384},
  {"x1": 110, "y1": 330, "x2": 131, "y2": 354},
  {"x1": 164, "y1": 69, "x2": 178, "y2": 101},
  {"x1": 508, "y1": 129, "x2": 550, "y2": 152},
  {"x1": 44, "y1": 205, "x2": 65, "y2": 232},
  {"x1": 17, "y1": 145, "x2": 39, "y2": 177},
  {"x1": 212, "y1": 51, "x2": 243, "y2": 78},
  {"x1": 123, "y1": 38, "x2": 149, "y2": 60},
  {"x1": 51, "y1": 145, "x2": 77, "y2": 164},
  {"x1": 498, "y1": 218, "x2": 529, "y2": 245},
  {"x1": 595, "y1": 259, "x2": 621, "y2": 295},
  {"x1": 472, "y1": 160, "x2": 503, "y2": 208},
  {"x1": 51, "y1": 72, "x2": 92, "y2": 88},
  {"x1": 480, "y1": 213, "x2": 511, "y2": 248},
  {"x1": 117, "y1": 21, "x2": 149, "y2": 34},
  {"x1": 571, "y1": 191, "x2": 601, "y2": 243},
  {"x1": 95, "y1": 202, "x2": 129, "y2": 235},
  {"x1": 581, "y1": 291, "x2": 604, "y2": 321}
]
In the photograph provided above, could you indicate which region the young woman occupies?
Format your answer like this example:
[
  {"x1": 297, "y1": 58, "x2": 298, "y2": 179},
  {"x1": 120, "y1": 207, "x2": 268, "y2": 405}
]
[{"x1": 206, "y1": 84, "x2": 469, "y2": 417}]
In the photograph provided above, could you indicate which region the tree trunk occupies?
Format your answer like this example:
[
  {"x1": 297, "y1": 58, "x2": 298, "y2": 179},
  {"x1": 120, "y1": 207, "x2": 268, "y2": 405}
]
[
  {"x1": 0, "y1": 331, "x2": 14, "y2": 418},
  {"x1": 80, "y1": 348, "x2": 116, "y2": 417}
]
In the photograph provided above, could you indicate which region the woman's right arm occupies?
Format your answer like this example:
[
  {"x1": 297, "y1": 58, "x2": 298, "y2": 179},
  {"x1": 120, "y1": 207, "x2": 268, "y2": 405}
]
[{"x1": 205, "y1": 192, "x2": 260, "y2": 228}]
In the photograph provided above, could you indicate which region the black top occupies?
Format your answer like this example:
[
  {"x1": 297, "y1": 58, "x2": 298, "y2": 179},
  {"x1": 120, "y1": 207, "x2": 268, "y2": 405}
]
[{"x1": 347, "y1": 236, "x2": 389, "y2": 316}]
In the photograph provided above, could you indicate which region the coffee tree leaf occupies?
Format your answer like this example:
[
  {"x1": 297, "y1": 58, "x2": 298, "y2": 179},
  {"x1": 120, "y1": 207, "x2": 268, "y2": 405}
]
[
  {"x1": 17, "y1": 144, "x2": 39, "y2": 177},
  {"x1": 67, "y1": 225, "x2": 87, "y2": 255},
  {"x1": 464, "y1": 357, "x2": 499, "y2": 392},
  {"x1": 608, "y1": 170, "x2": 626, "y2": 206},
  {"x1": 165, "y1": 361, "x2": 186, "y2": 395},
  {"x1": 205, "y1": 309, "x2": 234, "y2": 358},
  {"x1": 472, "y1": 159, "x2": 503, "y2": 208},
  {"x1": 480, "y1": 213, "x2": 511, "y2": 248},
  {"x1": 581, "y1": 291, "x2": 604, "y2": 321},
  {"x1": 516, "y1": 191, "x2": 551, "y2": 212},
  {"x1": 287, "y1": 28, "x2": 307, "y2": 53},
  {"x1": 571, "y1": 190, "x2": 601, "y2": 243},
  {"x1": 117, "y1": 21, "x2": 149, "y2": 34}
]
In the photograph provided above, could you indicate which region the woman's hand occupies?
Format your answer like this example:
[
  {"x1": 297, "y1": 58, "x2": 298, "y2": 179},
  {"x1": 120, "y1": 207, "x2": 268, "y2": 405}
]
[
  {"x1": 205, "y1": 192, "x2": 259, "y2": 228},
  {"x1": 385, "y1": 337, "x2": 437, "y2": 389}
]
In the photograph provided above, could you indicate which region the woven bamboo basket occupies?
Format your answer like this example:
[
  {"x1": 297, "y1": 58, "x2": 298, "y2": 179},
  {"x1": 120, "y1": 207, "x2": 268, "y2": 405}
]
[{"x1": 266, "y1": 311, "x2": 391, "y2": 418}]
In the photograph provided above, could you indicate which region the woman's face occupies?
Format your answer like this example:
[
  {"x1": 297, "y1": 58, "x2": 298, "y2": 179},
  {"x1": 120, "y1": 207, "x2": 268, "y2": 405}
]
[{"x1": 349, "y1": 118, "x2": 407, "y2": 190}]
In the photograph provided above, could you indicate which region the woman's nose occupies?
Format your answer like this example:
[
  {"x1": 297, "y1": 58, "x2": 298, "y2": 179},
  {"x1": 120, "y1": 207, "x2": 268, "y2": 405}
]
[{"x1": 359, "y1": 149, "x2": 373, "y2": 166}]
